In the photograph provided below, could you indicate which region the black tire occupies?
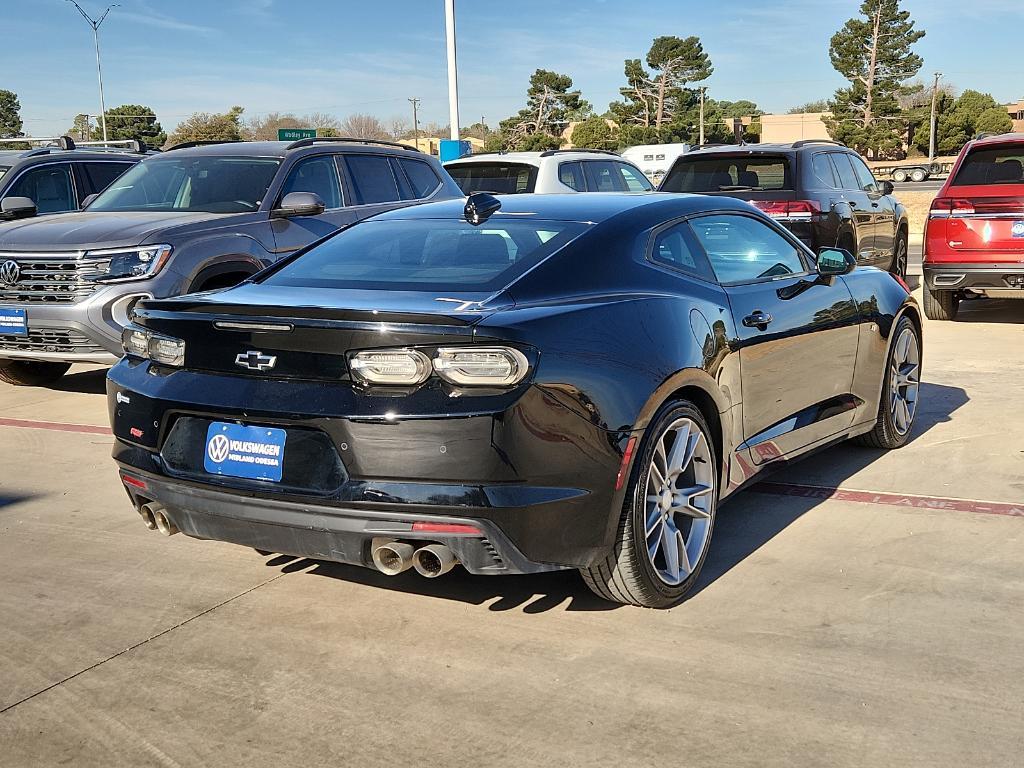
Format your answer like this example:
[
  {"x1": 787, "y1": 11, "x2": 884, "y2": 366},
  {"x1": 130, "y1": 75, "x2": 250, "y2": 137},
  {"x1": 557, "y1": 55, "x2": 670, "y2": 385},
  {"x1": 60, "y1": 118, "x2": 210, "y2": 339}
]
[
  {"x1": 889, "y1": 232, "x2": 908, "y2": 278},
  {"x1": 581, "y1": 400, "x2": 717, "y2": 608},
  {"x1": 0, "y1": 360, "x2": 72, "y2": 386},
  {"x1": 854, "y1": 316, "x2": 920, "y2": 449},
  {"x1": 922, "y1": 285, "x2": 959, "y2": 321}
]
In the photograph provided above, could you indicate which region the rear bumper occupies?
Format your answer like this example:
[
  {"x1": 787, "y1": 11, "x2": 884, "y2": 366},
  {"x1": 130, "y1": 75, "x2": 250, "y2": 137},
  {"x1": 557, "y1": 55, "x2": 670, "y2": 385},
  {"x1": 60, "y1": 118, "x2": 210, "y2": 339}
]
[
  {"x1": 116, "y1": 467, "x2": 560, "y2": 575},
  {"x1": 923, "y1": 262, "x2": 1024, "y2": 292}
]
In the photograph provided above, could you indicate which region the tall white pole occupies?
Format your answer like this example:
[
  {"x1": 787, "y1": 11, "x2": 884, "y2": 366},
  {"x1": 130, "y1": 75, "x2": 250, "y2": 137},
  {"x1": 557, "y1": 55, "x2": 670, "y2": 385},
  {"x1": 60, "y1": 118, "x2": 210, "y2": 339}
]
[
  {"x1": 444, "y1": 0, "x2": 460, "y2": 141},
  {"x1": 93, "y1": 26, "x2": 108, "y2": 142}
]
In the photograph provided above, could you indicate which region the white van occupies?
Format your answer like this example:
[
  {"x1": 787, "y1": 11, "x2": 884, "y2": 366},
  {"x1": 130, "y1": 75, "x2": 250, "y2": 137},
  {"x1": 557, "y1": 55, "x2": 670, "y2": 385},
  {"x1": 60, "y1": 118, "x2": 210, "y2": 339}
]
[{"x1": 619, "y1": 143, "x2": 691, "y2": 185}]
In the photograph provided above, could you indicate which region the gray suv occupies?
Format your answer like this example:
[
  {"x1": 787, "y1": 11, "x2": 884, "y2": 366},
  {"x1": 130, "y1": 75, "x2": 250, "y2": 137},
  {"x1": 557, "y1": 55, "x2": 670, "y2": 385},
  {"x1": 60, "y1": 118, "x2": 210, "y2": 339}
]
[{"x1": 0, "y1": 137, "x2": 462, "y2": 385}]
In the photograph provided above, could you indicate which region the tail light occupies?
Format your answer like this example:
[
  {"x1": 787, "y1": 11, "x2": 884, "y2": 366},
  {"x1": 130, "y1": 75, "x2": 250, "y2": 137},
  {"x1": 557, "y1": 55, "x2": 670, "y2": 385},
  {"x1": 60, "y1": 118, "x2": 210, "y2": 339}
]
[
  {"x1": 752, "y1": 200, "x2": 820, "y2": 219},
  {"x1": 930, "y1": 198, "x2": 976, "y2": 217}
]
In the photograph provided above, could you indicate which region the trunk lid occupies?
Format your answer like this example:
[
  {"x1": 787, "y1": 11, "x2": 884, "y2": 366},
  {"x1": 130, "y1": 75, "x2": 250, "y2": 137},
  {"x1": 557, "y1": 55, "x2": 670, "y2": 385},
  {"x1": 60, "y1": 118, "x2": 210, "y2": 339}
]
[{"x1": 928, "y1": 189, "x2": 1024, "y2": 257}]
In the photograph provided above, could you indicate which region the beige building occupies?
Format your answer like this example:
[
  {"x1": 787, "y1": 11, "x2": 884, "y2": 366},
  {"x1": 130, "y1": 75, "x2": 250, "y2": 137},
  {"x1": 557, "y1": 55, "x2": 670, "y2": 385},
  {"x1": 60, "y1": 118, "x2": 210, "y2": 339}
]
[
  {"x1": 1005, "y1": 100, "x2": 1024, "y2": 133},
  {"x1": 759, "y1": 112, "x2": 832, "y2": 144},
  {"x1": 403, "y1": 136, "x2": 486, "y2": 156}
]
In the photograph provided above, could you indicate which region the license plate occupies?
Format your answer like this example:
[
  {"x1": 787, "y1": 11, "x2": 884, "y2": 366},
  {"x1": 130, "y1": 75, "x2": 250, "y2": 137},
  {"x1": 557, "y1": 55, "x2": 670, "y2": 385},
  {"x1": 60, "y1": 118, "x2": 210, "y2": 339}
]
[
  {"x1": 1012, "y1": 221, "x2": 1024, "y2": 239},
  {"x1": 0, "y1": 308, "x2": 27, "y2": 337},
  {"x1": 203, "y1": 422, "x2": 286, "y2": 482}
]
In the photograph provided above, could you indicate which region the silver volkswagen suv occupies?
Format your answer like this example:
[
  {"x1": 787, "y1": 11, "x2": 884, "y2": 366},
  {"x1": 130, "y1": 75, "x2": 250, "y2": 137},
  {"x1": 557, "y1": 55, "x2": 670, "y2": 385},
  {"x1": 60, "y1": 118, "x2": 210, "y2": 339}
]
[{"x1": 0, "y1": 137, "x2": 462, "y2": 385}]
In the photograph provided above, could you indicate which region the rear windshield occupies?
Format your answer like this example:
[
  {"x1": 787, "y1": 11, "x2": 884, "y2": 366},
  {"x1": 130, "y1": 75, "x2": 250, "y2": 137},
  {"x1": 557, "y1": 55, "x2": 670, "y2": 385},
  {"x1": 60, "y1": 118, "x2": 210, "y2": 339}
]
[
  {"x1": 661, "y1": 155, "x2": 791, "y2": 192},
  {"x1": 951, "y1": 146, "x2": 1024, "y2": 186},
  {"x1": 262, "y1": 218, "x2": 588, "y2": 292},
  {"x1": 446, "y1": 163, "x2": 536, "y2": 194},
  {"x1": 88, "y1": 155, "x2": 281, "y2": 213}
]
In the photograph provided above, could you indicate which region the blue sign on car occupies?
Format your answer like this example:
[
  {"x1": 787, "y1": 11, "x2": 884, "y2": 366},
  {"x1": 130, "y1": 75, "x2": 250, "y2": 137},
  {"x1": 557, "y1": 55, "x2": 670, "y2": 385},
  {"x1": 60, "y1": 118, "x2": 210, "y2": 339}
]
[
  {"x1": 203, "y1": 422, "x2": 286, "y2": 482},
  {"x1": 0, "y1": 308, "x2": 27, "y2": 336}
]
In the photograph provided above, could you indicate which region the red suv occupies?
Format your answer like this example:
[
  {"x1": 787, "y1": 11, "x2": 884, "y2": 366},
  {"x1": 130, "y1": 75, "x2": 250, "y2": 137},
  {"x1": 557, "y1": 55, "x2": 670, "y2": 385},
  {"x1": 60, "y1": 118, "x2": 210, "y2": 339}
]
[{"x1": 923, "y1": 133, "x2": 1024, "y2": 320}]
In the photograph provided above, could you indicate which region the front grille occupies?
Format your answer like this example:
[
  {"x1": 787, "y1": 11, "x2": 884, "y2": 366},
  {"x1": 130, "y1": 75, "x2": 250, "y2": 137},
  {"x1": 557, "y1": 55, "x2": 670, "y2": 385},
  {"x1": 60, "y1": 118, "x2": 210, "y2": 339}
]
[
  {"x1": 0, "y1": 252, "x2": 111, "y2": 304},
  {"x1": 0, "y1": 327, "x2": 105, "y2": 354}
]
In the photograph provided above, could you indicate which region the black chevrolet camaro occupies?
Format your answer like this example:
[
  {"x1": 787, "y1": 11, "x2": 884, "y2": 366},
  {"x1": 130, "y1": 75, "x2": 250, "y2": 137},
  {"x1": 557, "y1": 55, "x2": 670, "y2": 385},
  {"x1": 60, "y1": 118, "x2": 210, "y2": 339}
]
[{"x1": 108, "y1": 192, "x2": 922, "y2": 607}]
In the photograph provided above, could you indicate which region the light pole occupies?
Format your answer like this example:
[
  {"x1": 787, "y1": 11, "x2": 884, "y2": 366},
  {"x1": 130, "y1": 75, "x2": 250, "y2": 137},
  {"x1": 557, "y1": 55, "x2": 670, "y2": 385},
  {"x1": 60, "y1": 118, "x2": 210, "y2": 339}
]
[
  {"x1": 698, "y1": 87, "x2": 707, "y2": 146},
  {"x1": 444, "y1": 0, "x2": 460, "y2": 141},
  {"x1": 67, "y1": 1, "x2": 119, "y2": 143},
  {"x1": 408, "y1": 97, "x2": 420, "y2": 148},
  {"x1": 928, "y1": 71, "x2": 942, "y2": 165}
]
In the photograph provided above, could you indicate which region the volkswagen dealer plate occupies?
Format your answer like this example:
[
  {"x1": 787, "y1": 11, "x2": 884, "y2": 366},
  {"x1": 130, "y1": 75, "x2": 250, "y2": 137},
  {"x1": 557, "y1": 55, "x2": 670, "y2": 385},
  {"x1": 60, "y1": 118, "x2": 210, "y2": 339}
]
[
  {"x1": 0, "y1": 308, "x2": 27, "y2": 337},
  {"x1": 203, "y1": 422, "x2": 287, "y2": 482}
]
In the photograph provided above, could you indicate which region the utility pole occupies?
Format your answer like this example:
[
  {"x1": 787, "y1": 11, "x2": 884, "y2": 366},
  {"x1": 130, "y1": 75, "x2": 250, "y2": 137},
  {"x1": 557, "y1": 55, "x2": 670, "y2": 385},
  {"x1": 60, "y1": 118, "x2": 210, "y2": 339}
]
[
  {"x1": 408, "y1": 97, "x2": 420, "y2": 149},
  {"x1": 928, "y1": 71, "x2": 942, "y2": 165},
  {"x1": 698, "y1": 87, "x2": 706, "y2": 146},
  {"x1": 444, "y1": 0, "x2": 460, "y2": 141},
  {"x1": 67, "y1": 1, "x2": 119, "y2": 143}
]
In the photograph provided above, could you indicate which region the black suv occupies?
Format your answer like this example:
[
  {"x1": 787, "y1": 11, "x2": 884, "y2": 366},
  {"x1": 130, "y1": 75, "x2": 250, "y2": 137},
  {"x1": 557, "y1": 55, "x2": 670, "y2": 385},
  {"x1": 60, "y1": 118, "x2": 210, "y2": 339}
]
[
  {"x1": 0, "y1": 136, "x2": 143, "y2": 219},
  {"x1": 0, "y1": 137, "x2": 462, "y2": 386},
  {"x1": 659, "y1": 140, "x2": 910, "y2": 277}
]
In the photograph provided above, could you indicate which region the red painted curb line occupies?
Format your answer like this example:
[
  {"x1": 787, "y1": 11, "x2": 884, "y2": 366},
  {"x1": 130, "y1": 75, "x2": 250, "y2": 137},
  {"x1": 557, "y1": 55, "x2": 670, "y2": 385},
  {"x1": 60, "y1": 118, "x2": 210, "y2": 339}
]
[{"x1": 0, "y1": 417, "x2": 111, "y2": 436}]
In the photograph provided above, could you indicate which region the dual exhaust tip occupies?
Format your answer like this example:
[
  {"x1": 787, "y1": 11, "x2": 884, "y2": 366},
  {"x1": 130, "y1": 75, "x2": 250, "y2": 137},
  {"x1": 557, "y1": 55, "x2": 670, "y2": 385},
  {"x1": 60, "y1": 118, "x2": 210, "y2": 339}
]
[
  {"x1": 371, "y1": 539, "x2": 458, "y2": 578},
  {"x1": 138, "y1": 502, "x2": 178, "y2": 536}
]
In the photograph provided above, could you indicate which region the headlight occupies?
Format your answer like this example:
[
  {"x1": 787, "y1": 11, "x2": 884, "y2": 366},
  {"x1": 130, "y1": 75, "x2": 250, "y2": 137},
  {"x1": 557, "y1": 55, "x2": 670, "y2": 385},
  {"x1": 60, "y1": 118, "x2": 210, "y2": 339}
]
[
  {"x1": 121, "y1": 326, "x2": 185, "y2": 367},
  {"x1": 350, "y1": 349, "x2": 432, "y2": 385},
  {"x1": 90, "y1": 244, "x2": 172, "y2": 282},
  {"x1": 433, "y1": 347, "x2": 529, "y2": 386}
]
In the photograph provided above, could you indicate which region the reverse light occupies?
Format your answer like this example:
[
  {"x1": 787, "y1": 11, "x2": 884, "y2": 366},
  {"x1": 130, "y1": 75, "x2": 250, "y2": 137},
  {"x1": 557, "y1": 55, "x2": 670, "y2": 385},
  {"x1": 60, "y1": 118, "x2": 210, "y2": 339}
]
[
  {"x1": 350, "y1": 349, "x2": 432, "y2": 386},
  {"x1": 121, "y1": 326, "x2": 186, "y2": 367},
  {"x1": 433, "y1": 347, "x2": 529, "y2": 387},
  {"x1": 90, "y1": 244, "x2": 173, "y2": 282},
  {"x1": 752, "y1": 200, "x2": 820, "y2": 219}
]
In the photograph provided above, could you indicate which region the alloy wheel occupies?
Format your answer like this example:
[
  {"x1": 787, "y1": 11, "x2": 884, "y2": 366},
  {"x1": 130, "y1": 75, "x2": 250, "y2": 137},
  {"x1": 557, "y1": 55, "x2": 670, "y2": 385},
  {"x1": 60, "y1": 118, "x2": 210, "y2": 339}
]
[
  {"x1": 889, "y1": 327, "x2": 920, "y2": 435},
  {"x1": 643, "y1": 417, "x2": 715, "y2": 586}
]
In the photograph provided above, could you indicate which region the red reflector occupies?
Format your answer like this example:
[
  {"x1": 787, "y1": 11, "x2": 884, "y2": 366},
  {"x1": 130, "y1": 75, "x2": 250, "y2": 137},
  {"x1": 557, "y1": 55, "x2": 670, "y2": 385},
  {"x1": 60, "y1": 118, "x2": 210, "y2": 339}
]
[
  {"x1": 615, "y1": 436, "x2": 639, "y2": 491},
  {"x1": 411, "y1": 522, "x2": 481, "y2": 535},
  {"x1": 121, "y1": 475, "x2": 147, "y2": 490}
]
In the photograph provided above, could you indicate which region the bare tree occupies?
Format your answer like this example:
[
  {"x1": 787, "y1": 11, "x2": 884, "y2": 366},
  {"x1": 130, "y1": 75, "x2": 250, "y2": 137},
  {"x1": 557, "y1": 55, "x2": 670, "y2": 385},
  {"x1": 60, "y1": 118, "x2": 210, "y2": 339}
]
[
  {"x1": 387, "y1": 116, "x2": 410, "y2": 140},
  {"x1": 338, "y1": 113, "x2": 391, "y2": 140},
  {"x1": 245, "y1": 112, "x2": 302, "y2": 141}
]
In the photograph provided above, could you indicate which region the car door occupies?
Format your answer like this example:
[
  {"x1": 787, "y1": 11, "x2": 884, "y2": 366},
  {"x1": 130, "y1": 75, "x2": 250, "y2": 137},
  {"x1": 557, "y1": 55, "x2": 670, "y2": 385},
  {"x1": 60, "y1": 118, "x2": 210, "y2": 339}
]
[
  {"x1": 75, "y1": 161, "x2": 135, "y2": 207},
  {"x1": 3, "y1": 163, "x2": 77, "y2": 215},
  {"x1": 829, "y1": 152, "x2": 876, "y2": 263},
  {"x1": 687, "y1": 212, "x2": 861, "y2": 464},
  {"x1": 270, "y1": 153, "x2": 356, "y2": 257},
  {"x1": 849, "y1": 153, "x2": 896, "y2": 264}
]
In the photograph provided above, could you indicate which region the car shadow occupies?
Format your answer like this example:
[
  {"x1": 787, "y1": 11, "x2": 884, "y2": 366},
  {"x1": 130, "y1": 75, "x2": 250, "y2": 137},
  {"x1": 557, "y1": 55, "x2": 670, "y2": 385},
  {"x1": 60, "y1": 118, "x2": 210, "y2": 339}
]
[
  {"x1": 44, "y1": 367, "x2": 108, "y2": 395},
  {"x1": 257, "y1": 381, "x2": 967, "y2": 612},
  {"x1": 949, "y1": 297, "x2": 1024, "y2": 324}
]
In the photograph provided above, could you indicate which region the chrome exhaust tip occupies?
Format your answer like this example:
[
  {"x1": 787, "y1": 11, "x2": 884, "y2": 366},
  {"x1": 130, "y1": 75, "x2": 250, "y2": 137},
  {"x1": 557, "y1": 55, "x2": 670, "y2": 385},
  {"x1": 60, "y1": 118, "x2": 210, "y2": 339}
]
[
  {"x1": 370, "y1": 538, "x2": 416, "y2": 576},
  {"x1": 150, "y1": 505, "x2": 179, "y2": 536},
  {"x1": 412, "y1": 543, "x2": 458, "y2": 578},
  {"x1": 138, "y1": 504, "x2": 158, "y2": 531}
]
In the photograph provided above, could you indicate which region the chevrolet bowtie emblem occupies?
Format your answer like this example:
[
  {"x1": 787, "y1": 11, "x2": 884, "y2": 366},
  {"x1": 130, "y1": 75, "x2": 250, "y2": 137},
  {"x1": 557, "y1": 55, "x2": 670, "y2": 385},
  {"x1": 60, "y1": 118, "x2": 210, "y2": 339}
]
[{"x1": 234, "y1": 350, "x2": 277, "y2": 372}]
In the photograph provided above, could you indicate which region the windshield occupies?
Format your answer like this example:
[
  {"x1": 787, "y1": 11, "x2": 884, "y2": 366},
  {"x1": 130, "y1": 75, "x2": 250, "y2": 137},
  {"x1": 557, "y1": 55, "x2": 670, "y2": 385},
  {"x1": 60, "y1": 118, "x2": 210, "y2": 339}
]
[
  {"x1": 661, "y1": 155, "x2": 791, "y2": 192},
  {"x1": 262, "y1": 218, "x2": 589, "y2": 292},
  {"x1": 88, "y1": 155, "x2": 281, "y2": 213},
  {"x1": 951, "y1": 146, "x2": 1024, "y2": 186},
  {"x1": 446, "y1": 163, "x2": 537, "y2": 194}
]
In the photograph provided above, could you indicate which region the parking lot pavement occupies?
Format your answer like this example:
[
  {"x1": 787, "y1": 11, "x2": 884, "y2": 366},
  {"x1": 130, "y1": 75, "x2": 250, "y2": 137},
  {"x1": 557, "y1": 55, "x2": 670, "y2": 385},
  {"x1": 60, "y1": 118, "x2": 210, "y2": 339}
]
[{"x1": 1, "y1": 299, "x2": 1023, "y2": 767}]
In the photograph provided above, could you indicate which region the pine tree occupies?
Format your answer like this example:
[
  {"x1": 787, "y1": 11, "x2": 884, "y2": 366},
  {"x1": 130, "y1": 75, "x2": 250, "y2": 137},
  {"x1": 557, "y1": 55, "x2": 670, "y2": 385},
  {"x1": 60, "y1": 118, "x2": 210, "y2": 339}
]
[
  {"x1": 825, "y1": 0, "x2": 925, "y2": 157},
  {"x1": 496, "y1": 70, "x2": 591, "y2": 151}
]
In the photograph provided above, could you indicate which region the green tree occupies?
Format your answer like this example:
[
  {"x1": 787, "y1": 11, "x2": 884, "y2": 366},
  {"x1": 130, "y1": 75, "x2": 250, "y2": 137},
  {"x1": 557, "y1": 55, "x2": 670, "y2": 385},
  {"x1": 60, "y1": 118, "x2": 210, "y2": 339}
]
[
  {"x1": 646, "y1": 36, "x2": 712, "y2": 128},
  {"x1": 569, "y1": 117, "x2": 617, "y2": 149},
  {"x1": 975, "y1": 106, "x2": 1013, "y2": 136},
  {"x1": 608, "y1": 58, "x2": 657, "y2": 128},
  {"x1": 788, "y1": 99, "x2": 830, "y2": 114},
  {"x1": 167, "y1": 106, "x2": 245, "y2": 147},
  {"x1": 92, "y1": 104, "x2": 166, "y2": 147},
  {"x1": 0, "y1": 89, "x2": 27, "y2": 149},
  {"x1": 825, "y1": 0, "x2": 925, "y2": 157},
  {"x1": 494, "y1": 69, "x2": 590, "y2": 151},
  {"x1": 912, "y1": 90, "x2": 1011, "y2": 154},
  {"x1": 66, "y1": 114, "x2": 91, "y2": 141}
]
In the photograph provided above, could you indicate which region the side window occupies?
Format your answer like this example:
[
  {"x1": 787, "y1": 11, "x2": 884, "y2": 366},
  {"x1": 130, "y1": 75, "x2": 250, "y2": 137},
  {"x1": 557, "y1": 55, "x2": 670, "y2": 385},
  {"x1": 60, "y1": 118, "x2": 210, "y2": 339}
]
[
  {"x1": 399, "y1": 158, "x2": 441, "y2": 199},
  {"x1": 343, "y1": 154, "x2": 401, "y2": 205},
  {"x1": 280, "y1": 155, "x2": 342, "y2": 209},
  {"x1": 6, "y1": 165, "x2": 75, "y2": 213},
  {"x1": 650, "y1": 222, "x2": 714, "y2": 281},
  {"x1": 617, "y1": 163, "x2": 654, "y2": 191},
  {"x1": 80, "y1": 162, "x2": 133, "y2": 197},
  {"x1": 848, "y1": 154, "x2": 879, "y2": 193},
  {"x1": 558, "y1": 162, "x2": 585, "y2": 191},
  {"x1": 830, "y1": 153, "x2": 861, "y2": 191},
  {"x1": 688, "y1": 214, "x2": 807, "y2": 284},
  {"x1": 811, "y1": 153, "x2": 837, "y2": 189},
  {"x1": 583, "y1": 161, "x2": 626, "y2": 192}
]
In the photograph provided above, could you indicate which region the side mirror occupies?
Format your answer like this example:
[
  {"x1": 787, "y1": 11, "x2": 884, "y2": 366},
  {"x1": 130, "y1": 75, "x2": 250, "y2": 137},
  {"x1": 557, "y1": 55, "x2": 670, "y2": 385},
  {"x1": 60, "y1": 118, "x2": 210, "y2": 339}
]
[
  {"x1": 81, "y1": 193, "x2": 98, "y2": 209},
  {"x1": 879, "y1": 180, "x2": 895, "y2": 196},
  {"x1": 0, "y1": 196, "x2": 38, "y2": 220},
  {"x1": 271, "y1": 191, "x2": 326, "y2": 219},
  {"x1": 817, "y1": 247, "x2": 856, "y2": 276}
]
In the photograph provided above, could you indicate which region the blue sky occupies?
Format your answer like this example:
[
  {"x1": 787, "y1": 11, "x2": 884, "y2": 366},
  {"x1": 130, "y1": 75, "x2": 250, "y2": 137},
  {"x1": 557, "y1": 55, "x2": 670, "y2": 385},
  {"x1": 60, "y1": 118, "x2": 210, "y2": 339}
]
[{"x1": 5, "y1": 0, "x2": 1021, "y2": 137}]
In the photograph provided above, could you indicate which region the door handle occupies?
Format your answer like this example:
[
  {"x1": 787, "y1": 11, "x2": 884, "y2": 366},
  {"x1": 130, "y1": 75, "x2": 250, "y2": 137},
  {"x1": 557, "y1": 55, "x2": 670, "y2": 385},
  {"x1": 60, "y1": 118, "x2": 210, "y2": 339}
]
[{"x1": 742, "y1": 311, "x2": 773, "y2": 330}]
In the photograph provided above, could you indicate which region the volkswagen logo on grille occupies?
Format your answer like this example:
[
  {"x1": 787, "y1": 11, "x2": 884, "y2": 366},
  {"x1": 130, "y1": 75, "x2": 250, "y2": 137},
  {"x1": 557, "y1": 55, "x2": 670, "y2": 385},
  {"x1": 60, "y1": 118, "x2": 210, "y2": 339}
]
[
  {"x1": 0, "y1": 260, "x2": 20, "y2": 287},
  {"x1": 234, "y1": 350, "x2": 277, "y2": 372},
  {"x1": 207, "y1": 433, "x2": 231, "y2": 464}
]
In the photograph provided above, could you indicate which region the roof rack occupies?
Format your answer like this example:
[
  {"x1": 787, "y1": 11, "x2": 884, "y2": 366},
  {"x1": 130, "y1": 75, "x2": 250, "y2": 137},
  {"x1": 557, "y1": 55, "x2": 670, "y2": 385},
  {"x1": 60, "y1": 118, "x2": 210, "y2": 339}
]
[
  {"x1": 164, "y1": 139, "x2": 243, "y2": 152},
  {"x1": 0, "y1": 135, "x2": 77, "y2": 150},
  {"x1": 284, "y1": 136, "x2": 420, "y2": 152},
  {"x1": 77, "y1": 139, "x2": 149, "y2": 153},
  {"x1": 539, "y1": 148, "x2": 620, "y2": 157},
  {"x1": 790, "y1": 139, "x2": 846, "y2": 148}
]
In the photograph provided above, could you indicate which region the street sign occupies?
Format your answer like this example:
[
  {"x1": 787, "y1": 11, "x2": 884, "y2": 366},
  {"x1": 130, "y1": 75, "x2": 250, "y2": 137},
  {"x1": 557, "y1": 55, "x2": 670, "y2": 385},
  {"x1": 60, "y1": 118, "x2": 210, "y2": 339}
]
[{"x1": 278, "y1": 128, "x2": 316, "y2": 141}]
